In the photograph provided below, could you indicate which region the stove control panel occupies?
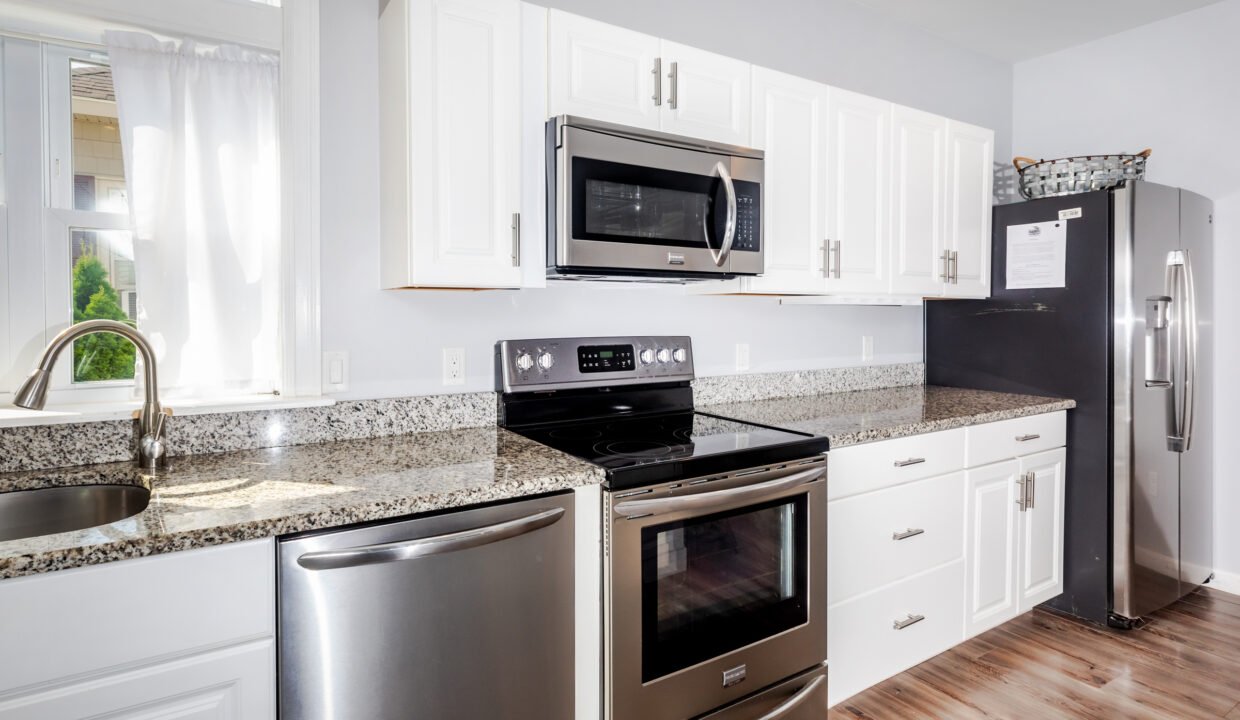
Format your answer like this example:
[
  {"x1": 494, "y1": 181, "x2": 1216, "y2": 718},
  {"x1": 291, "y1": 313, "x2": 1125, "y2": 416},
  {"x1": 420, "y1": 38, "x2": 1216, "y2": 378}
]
[{"x1": 497, "y1": 336, "x2": 694, "y2": 393}]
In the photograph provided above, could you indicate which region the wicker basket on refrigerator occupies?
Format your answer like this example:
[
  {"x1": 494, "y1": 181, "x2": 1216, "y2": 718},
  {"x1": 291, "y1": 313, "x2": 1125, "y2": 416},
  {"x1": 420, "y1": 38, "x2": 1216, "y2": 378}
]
[{"x1": 1013, "y1": 149, "x2": 1151, "y2": 199}]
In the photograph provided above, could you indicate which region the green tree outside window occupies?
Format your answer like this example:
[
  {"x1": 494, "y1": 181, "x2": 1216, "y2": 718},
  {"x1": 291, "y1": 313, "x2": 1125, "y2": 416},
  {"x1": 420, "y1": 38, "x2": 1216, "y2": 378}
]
[{"x1": 71, "y1": 255, "x2": 136, "y2": 382}]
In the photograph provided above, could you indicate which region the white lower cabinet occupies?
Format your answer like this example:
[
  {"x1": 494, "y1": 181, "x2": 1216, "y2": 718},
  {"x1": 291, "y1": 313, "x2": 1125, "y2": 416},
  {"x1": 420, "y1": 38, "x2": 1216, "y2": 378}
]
[
  {"x1": 0, "y1": 540, "x2": 275, "y2": 719},
  {"x1": 827, "y1": 412, "x2": 1067, "y2": 707}
]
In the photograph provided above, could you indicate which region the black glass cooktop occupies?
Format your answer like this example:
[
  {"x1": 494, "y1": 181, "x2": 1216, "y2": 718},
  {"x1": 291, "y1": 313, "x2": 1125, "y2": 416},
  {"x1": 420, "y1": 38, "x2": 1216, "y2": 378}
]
[{"x1": 513, "y1": 411, "x2": 828, "y2": 489}]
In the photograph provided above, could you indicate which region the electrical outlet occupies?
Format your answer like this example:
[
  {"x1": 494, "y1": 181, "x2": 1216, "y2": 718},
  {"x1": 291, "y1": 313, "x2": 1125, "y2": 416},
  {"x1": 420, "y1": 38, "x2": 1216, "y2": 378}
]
[
  {"x1": 323, "y1": 351, "x2": 349, "y2": 392},
  {"x1": 442, "y1": 348, "x2": 465, "y2": 386},
  {"x1": 735, "y1": 343, "x2": 750, "y2": 372},
  {"x1": 861, "y1": 336, "x2": 874, "y2": 362}
]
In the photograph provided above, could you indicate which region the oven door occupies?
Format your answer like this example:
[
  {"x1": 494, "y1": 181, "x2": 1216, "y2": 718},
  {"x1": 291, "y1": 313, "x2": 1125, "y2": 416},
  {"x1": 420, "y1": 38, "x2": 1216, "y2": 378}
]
[
  {"x1": 554, "y1": 123, "x2": 763, "y2": 278},
  {"x1": 607, "y1": 459, "x2": 826, "y2": 720}
]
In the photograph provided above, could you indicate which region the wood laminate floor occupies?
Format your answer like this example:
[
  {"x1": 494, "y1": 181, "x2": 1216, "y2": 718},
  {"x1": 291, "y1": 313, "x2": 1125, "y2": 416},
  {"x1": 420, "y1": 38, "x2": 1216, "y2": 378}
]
[{"x1": 829, "y1": 587, "x2": 1240, "y2": 719}]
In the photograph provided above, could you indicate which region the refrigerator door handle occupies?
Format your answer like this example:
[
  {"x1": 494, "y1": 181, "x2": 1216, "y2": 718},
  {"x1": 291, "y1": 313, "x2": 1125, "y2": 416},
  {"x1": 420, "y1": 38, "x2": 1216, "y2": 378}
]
[{"x1": 1180, "y1": 249, "x2": 1198, "y2": 452}]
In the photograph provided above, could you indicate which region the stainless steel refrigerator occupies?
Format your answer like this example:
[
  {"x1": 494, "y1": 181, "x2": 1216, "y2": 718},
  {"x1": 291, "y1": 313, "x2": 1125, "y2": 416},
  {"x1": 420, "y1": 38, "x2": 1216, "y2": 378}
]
[{"x1": 926, "y1": 180, "x2": 1213, "y2": 626}]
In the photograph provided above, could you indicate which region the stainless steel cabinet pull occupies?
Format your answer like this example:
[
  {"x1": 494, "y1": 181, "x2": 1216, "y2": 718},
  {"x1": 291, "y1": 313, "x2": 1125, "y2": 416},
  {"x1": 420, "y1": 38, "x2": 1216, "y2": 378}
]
[
  {"x1": 651, "y1": 57, "x2": 662, "y2": 106},
  {"x1": 832, "y1": 239, "x2": 842, "y2": 279},
  {"x1": 950, "y1": 250, "x2": 959, "y2": 284},
  {"x1": 939, "y1": 250, "x2": 951, "y2": 282},
  {"x1": 667, "y1": 61, "x2": 678, "y2": 109},
  {"x1": 753, "y1": 674, "x2": 827, "y2": 720},
  {"x1": 614, "y1": 465, "x2": 824, "y2": 517},
  {"x1": 511, "y1": 212, "x2": 521, "y2": 267},
  {"x1": 821, "y1": 242, "x2": 829, "y2": 278},
  {"x1": 1015, "y1": 433, "x2": 1041, "y2": 442},
  {"x1": 893, "y1": 613, "x2": 925, "y2": 630},
  {"x1": 1026, "y1": 471, "x2": 1036, "y2": 510},
  {"x1": 892, "y1": 528, "x2": 925, "y2": 541},
  {"x1": 296, "y1": 507, "x2": 565, "y2": 570},
  {"x1": 893, "y1": 457, "x2": 926, "y2": 467},
  {"x1": 1016, "y1": 473, "x2": 1028, "y2": 511}
]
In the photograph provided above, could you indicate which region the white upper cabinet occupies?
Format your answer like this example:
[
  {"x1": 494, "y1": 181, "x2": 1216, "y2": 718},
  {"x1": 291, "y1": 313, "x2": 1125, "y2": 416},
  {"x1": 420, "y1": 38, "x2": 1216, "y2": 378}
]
[
  {"x1": 825, "y1": 88, "x2": 890, "y2": 294},
  {"x1": 547, "y1": 10, "x2": 661, "y2": 131},
  {"x1": 380, "y1": 0, "x2": 524, "y2": 289},
  {"x1": 742, "y1": 67, "x2": 829, "y2": 295},
  {"x1": 657, "y1": 41, "x2": 751, "y2": 145},
  {"x1": 546, "y1": 10, "x2": 751, "y2": 146},
  {"x1": 944, "y1": 119, "x2": 995, "y2": 298},
  {"x1": 889, "y1": 105, "x2": 947, "y2": 296}
]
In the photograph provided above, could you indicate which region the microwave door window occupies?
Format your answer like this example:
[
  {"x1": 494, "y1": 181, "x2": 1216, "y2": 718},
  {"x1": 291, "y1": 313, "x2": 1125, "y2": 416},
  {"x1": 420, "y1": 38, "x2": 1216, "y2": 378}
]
[{"x1": 572, "y1": 157, "x2": 719, "y2": 249}]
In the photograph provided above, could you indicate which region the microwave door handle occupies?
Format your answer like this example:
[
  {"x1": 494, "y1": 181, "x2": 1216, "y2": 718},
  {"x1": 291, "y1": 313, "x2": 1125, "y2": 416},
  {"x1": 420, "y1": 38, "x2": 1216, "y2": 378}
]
[
  {"x1": 704, "y1": 160, "x2": 737, "y2": 267},
  {"x1": 614, "y1": 465, "x2": 824, "y2": 517}
]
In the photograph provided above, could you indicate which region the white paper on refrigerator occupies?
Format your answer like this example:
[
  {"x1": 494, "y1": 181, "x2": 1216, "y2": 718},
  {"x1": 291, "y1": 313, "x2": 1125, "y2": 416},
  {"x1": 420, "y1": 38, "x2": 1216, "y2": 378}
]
[{"x1": 1006, "y1": 220, "x2": 1067, "y2": 289}]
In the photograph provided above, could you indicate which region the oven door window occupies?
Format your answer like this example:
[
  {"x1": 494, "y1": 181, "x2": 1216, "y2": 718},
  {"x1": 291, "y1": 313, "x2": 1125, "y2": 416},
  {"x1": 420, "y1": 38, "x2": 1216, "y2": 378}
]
[
  {"x1": 572, "y1": 157, "x2": 730, "y2": 250},
  {"x1": 640, "y1": 494, "x2": 808, "y2": 682}
]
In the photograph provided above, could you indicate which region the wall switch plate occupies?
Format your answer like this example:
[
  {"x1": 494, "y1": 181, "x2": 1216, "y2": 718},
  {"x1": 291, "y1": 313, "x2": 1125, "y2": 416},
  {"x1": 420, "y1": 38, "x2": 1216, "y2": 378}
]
[
  {"x1": 323, "y1": 351, "x2": 349, "y2": 392},
  {"x1": 442, "y1": 348, "x2": 465, "y2": 386},
  {"x1": 861, "y1": 335, "x2": 874, "y2": 362},
  {"x1": 735, "y1": 343, "x2": 750, "y2": 372}
]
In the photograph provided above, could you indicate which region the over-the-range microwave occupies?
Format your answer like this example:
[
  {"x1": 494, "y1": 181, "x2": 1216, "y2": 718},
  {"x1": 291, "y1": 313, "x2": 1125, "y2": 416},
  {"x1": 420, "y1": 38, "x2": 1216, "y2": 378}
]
[{"x1": 545, "y1": 115, "x2": 764, "y2": 282}]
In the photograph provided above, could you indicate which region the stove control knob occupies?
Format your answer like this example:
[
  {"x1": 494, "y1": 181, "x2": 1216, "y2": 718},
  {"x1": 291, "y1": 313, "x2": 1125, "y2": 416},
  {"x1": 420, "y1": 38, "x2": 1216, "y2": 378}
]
[
  {"x1": 515, "y1": 352, "x2": 534, "y2": 372},
  {"x1": 639, "y1": 348, "x2": 655, "y2": 365},
  {"x1": 672, "y1": 348, "x2": 687, "y2": 363},
  {"x1": 656, "y1": 348, "x2": 671, "y2": 364},
  {"x1": 537, "y1": 351, "x2": 555, "y2": 370}
]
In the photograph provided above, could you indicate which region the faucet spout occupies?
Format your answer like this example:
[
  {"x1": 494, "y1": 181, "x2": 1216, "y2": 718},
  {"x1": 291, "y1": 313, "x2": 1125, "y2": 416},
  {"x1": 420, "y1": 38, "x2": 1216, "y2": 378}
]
[{"x1": 13, "y1": 319, "x2": 168, "y2": 468}]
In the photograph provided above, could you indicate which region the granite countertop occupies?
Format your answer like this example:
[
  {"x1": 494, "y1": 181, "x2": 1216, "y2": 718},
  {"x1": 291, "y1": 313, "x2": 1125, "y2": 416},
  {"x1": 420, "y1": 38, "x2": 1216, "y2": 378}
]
[
  {"x1": 704, "y1": 385, "x2": 1075, "y2": 448},
  {"x1": 0, "y1": 427, "x2": 603, "y2": 580}
]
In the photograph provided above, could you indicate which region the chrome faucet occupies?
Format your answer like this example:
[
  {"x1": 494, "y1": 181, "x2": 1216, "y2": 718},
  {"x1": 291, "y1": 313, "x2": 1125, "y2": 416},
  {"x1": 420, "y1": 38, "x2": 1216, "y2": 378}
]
[{"x1": 13, "y1": 319, "x2": 170, "y2": 469}]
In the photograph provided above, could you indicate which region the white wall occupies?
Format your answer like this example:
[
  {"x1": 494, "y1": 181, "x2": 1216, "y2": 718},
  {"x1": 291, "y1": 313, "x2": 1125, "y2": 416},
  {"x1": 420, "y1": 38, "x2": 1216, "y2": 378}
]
[
  {"x1": 1013, "y1": 0, "x2": 1240, "y2": 582},
  {"x1": 319, "y1": 0, "x2": 1013, "y2": 400}
]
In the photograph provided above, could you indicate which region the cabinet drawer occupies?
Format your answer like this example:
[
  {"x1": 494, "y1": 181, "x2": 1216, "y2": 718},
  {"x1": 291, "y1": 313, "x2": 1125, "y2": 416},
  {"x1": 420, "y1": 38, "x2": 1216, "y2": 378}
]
[
  {"x1": 828, "y1": 428, "x2": 966, "y2": 500},
  {"x1": 827, "y1": 560, "x2": 965, "y2": 707},
  {"x1": 828, "y1": 471, "x2": 965, "y2": 605},
  {"x1": 966, "y1": 411, "x2": 1066, "y2": 468}
]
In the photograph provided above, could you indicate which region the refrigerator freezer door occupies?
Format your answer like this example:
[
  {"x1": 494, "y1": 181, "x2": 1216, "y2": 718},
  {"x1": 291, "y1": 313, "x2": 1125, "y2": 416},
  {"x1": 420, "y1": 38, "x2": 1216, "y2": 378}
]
[
  {"x1": 1178, "y1": 189, "x2": 1214, "y2": 589},
  {"x1": 1118, "y1": 181, "x2": 1185, "y2": 620}
]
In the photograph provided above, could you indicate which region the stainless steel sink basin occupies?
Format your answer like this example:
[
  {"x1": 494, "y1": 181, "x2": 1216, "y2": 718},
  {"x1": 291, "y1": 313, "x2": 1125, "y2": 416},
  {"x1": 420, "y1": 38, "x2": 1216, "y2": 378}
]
[{"x1": 0, "y1": 484, "x2": 150, "y2": 542}]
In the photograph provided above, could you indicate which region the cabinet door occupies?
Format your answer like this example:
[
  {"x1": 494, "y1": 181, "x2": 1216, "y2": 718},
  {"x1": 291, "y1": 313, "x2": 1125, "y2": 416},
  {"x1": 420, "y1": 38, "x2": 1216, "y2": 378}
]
[
  {"x1": 658, "y1": 41, "x2": 750, "y2": 145},
  {"x1": 825, "y1": 89, "x2": 890, "y2": 294},
  {"x1": 944, "y1": 120, "x2": 994, "y2": 298},
  {"x1": 1019, "y1": 447, "x2": 1066, "y2": 611},
  {"x1": 964, "y1": 460, "x2": 1021, "y2": 637},
  {"x1": 742, "y1": 67, "x2": 828, "y2": 294},
  {"x1": 0, "y1": 641, "x2": 274, "y2": 720},
  {"x1": 547, "y1": 10, "x2": 661, "y2": 130},
  {"x1": 406, "y1": 0, "x2": 523, "y2": 288},
  {"x1": 889, "y1": 105, "x2": 947, "y2": 296}
]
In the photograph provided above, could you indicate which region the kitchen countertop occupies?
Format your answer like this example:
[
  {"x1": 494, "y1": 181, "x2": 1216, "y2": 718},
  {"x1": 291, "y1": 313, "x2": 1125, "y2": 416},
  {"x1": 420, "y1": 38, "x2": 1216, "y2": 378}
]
[
  {"x1": 703, "y1": 385, "x2": 1075, "y2": 448},
  {"x1": 0, "y1": 426, "x2": 603, "y2": 580}
]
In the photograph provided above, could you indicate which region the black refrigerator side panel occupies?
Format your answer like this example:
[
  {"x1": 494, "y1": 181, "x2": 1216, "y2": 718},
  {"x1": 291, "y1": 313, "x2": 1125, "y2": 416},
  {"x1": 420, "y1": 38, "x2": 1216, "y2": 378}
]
[{"x1": 926, "y1": 190, "x2": 1113, "y2": 624}]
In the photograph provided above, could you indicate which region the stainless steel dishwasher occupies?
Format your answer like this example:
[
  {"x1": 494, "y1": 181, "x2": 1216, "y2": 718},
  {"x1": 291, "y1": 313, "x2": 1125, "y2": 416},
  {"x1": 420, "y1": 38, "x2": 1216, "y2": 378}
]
[{"x1": 278, "y1": 491, "x2": 575, "y2": 719}]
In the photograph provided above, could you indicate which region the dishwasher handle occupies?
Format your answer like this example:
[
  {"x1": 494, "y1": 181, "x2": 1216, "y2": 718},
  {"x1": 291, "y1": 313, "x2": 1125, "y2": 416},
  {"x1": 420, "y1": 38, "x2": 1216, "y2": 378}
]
[{"x1": 296, "y1": 507, "x2": 565, "y2": 571}]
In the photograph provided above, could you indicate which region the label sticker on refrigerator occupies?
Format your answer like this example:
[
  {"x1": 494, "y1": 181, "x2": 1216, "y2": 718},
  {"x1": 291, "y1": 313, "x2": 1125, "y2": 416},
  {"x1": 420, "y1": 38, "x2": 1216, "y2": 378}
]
[
  {"x1": 1006, "y1": 221, "x2": 1067, "y2": 289},
  {"x1": 1058, "y1": 207, "x2": 1083, "y2": 220}
]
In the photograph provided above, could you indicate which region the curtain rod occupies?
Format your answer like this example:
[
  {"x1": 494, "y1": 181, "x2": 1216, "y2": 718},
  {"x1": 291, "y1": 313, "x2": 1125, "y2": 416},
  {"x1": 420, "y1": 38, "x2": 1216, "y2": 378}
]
[{"x1": 0, "y1": 27, "x2": 104, "y2": 52}]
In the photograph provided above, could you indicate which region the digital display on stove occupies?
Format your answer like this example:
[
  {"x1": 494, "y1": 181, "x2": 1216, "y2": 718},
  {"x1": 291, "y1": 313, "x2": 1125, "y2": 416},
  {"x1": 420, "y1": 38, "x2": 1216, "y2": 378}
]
[{"x1": 579, "y1": 344, "x2": 634, "y2": 373}]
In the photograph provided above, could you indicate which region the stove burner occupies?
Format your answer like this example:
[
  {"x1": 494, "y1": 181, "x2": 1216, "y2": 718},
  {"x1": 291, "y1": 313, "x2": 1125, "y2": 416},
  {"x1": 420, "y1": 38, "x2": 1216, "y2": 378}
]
[
  {"x1": 595, "y1": 440, "x2": 677, "y2": 459},
  {"x1": 672, "y1": 426, "x2": 694, "y2": 443}
]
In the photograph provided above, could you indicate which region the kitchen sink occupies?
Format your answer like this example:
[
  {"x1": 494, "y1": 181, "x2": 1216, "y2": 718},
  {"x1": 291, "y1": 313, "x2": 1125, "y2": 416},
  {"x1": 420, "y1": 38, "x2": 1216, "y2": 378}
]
[{"x1": 0, "y1": 484, "x2": 150, "y2": 542}]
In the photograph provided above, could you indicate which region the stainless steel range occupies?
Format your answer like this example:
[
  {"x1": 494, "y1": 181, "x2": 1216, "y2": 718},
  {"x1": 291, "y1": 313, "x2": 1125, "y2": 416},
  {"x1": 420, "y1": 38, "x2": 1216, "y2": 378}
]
[{"x1": 497, "y1": 336, "x2": 829, "y2": 720}]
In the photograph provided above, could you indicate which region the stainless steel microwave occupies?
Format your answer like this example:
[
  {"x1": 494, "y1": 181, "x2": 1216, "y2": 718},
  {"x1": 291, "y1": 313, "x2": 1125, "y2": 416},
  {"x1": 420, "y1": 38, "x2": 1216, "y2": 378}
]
[{"x1": 546, "y1": 115, "x2": 764, "y2": 282}]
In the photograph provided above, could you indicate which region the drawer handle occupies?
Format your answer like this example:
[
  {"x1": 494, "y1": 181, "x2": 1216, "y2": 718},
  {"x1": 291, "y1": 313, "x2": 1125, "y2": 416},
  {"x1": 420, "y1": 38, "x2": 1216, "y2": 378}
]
[
  {"x1": 892, "y1": 528, "x2": 925, "y2": 541},
  {"x1": 893, "y1": 613, "x2": 926, "y2": 630},
  {"x1": 1015, "y1": 433, "x2": 1041, "y2": 442},
  {"x1": 893, "y1": 457, "x2": 926, "y2": 467}
]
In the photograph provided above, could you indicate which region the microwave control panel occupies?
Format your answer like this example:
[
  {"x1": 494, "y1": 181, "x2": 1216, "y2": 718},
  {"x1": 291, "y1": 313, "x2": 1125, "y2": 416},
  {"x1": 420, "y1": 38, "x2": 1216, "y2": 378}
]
[{"x1": 731, "y1": 184, "x2": 761, "y2": 252}]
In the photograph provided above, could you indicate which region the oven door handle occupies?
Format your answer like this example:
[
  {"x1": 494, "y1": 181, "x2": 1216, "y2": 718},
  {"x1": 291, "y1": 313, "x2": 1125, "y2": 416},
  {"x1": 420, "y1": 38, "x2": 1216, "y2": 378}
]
[
  {"x1": 614, "y1": 466, "x2": 824, "y2": 518},
  {"x1": 754, "y1": 673, "x2": 827, "y2": 720},
  {"x1": 704, "y1": 160, "x2": 737, "y2": 268}
]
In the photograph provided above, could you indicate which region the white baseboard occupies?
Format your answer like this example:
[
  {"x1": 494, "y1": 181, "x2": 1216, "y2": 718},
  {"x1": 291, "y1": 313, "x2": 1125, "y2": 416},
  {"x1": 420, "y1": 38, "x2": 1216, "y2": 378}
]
[{"x1": 1207, "y1": 569, "x2": 1240, "y2": 597}]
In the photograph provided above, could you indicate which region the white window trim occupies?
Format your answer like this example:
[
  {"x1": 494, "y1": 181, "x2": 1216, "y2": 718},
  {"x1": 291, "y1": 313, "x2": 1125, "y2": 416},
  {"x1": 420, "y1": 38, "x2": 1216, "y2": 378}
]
[{"x1": 0, "y1": 0, "x2": 325, "y2": 417}]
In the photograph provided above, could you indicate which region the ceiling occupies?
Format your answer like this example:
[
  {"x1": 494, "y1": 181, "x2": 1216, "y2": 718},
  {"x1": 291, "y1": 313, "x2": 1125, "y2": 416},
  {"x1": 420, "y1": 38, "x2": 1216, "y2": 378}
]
[{"x1": 843, "y1": 0, "x2": 1226, "y2": 62}]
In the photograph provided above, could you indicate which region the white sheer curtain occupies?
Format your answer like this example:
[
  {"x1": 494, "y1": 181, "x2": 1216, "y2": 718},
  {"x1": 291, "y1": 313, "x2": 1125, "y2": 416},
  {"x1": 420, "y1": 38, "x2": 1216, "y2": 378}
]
[{"x1": 105, "y1": 31, "x2": 281, "y2": 398}]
